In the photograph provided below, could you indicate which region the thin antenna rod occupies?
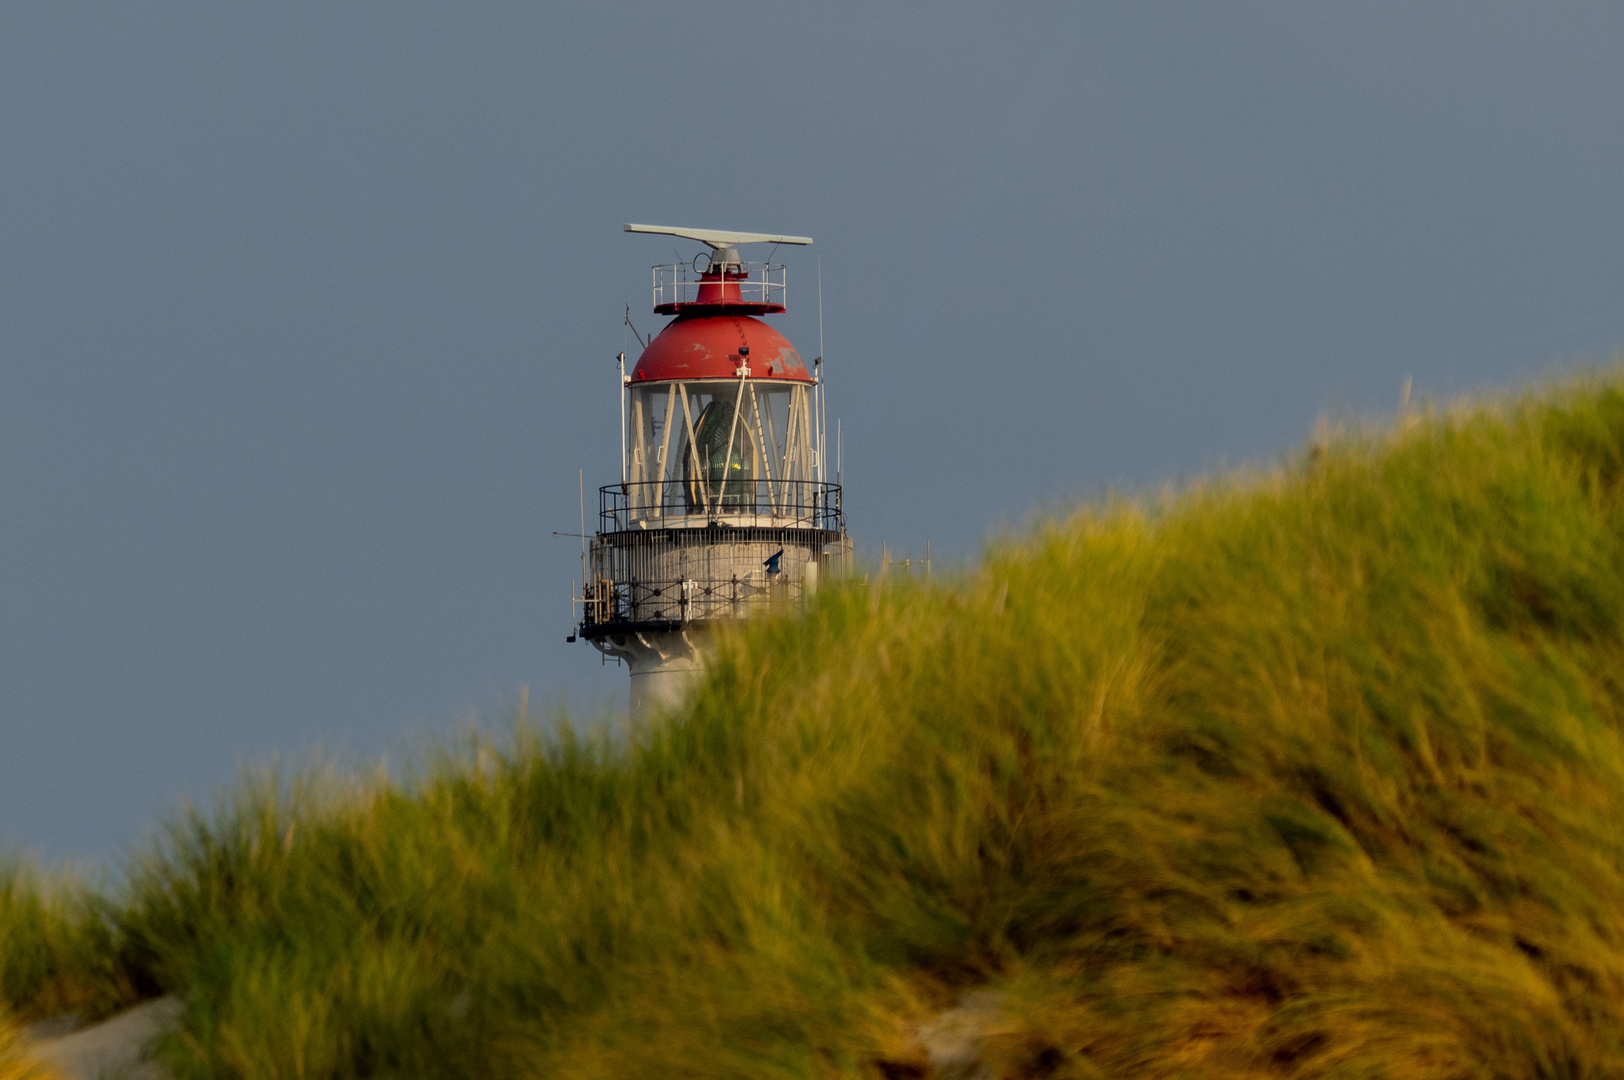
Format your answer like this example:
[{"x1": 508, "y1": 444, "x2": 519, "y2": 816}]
[
  {"x1": 579, "y1": 469, "x2": 587, "y2": 591},
  {"x1": 618, "y1": 352, "x2": 628, "y2": 488},
  {"x1": 624, "y1": 306, "x2": 648, "y2": 350},
  {"x1": 817, "y1": 256, "x2": 826, "y2": 485}
]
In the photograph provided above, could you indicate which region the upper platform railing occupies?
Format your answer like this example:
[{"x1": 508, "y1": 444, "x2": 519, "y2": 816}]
[
  {"x1": 651, "y1": 262, "x2": 786, "y2": 314},
  {"x1": 601, "y1": 480, "x2": 842, "y2": 534}
]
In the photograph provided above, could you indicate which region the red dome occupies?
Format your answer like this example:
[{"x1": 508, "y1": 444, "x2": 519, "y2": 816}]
[{"x1": 631, "y1": 314, "x2": 812, "y2": 384}]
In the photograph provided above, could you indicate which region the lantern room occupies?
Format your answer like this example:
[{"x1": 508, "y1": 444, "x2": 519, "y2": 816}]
[{"x1": 622, "y1": 313, "x2": 822, "y2": 528}]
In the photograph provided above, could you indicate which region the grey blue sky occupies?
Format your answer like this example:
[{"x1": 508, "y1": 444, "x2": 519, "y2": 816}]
[{"x1": 5, "y1": 3, "x2": 1624, "y2": 858}]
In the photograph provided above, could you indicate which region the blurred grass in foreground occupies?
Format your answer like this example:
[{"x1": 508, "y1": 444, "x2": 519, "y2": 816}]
[
  {"x1": 23, "y1": 372, "x2": 1624, "y2": 1078},
  {"x1": 0, "y1": 1011, "x2": 61, "y2": 1080}
]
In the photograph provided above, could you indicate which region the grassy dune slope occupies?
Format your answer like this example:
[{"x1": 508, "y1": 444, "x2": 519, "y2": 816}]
[{"x1": 17, "y1": 374, "x2": 1624, "y2": 1078}]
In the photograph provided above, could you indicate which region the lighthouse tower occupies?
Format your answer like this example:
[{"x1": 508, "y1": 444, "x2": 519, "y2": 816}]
[{"x1": 572, "y1": 224, "x2": 850, "y2": 719}]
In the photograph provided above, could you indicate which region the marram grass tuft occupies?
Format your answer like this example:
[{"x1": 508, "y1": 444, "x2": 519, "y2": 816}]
[
  {"x1": 0, "y1": 857, "x2": 133, "y2": 1023},
  {"x1": 51, "y1": 372, "x2": 1624, "y2": 1076}
]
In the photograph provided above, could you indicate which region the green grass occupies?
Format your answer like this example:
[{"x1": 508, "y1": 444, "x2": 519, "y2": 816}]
[
  {"x1": 22, "y1": 371, "x2": 1624, "y2": 1077},
  {"x1": 0, "y1": 857, "x2": 133, "y2": 1023}
]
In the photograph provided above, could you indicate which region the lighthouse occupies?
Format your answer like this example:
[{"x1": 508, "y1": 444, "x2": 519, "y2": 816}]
[{"x1": 572, "y1": 224, "x2": 850, "y2": 719}]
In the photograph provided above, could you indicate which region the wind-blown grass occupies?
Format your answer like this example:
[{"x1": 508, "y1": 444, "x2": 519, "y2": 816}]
[
  {"x1": 0, "y1": 858, "x2": 132, "y2": 1024},
  {"x1": 26, "y1": 372, "x2": 1624, "y2": 1077}
]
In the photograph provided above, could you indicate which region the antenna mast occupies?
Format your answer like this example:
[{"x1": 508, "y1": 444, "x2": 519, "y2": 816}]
[
  {"x1": 817, "y1": 256, "x2": 827, "y2": 485},
  {"x1": 618, "y1": 351, "x2": 627, "y2": 488}
]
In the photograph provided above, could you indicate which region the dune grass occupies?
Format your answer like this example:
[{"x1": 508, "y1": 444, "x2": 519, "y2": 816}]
[
  {"x1": 0, "y1": 858, "x2": 134, "y2": 1024},
  {"x1": 20, "y1": 372, "x2": 1624, "y2": 1077},
  {"x1": 0, "y1": 863, "x2": 99, "y2": 1080}
]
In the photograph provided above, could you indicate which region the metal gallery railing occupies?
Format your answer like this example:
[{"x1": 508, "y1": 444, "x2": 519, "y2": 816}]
[
  {"x1": 599, "y1": 480, "x2": 843, "y2": 534},
  {"x1": 651, "y1": 261, "x2": 786, "y2": 310},
  {"x1": 581, "y1": 571, "x2": 807, "y2": 628}
]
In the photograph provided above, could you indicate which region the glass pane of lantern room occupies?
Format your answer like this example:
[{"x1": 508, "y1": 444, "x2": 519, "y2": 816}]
[
  {"x1": 680, "y1": 384, "x2": 757, "y2": 512},
  {"x1": 629, "y1": 384, "x2": 673, "y2": 492},
  {"x1": 749, "y1": 382, "x2": 796, "y2": 484},
  {"x1": 630, "y1": 380, "x2": 809, "y2": 518}
]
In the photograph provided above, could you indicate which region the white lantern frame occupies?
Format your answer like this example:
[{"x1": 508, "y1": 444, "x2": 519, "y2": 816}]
[{"x1": 620, "y1": 377, "x2": 822, "y2": 527}]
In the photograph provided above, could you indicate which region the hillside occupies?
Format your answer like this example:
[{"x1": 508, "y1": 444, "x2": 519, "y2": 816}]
[{"x1": 9, "y1": 373, "x2": 1624, "y2": 1078}]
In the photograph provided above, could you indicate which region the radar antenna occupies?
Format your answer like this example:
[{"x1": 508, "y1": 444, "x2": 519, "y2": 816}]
[{"x1": 623, "y1": 224, "x2": 813, "y2": 250}]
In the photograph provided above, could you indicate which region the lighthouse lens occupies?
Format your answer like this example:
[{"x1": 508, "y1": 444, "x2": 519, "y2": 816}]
[{"x1": 686, "y1": 395, "x2": 757, "y2": 510}]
